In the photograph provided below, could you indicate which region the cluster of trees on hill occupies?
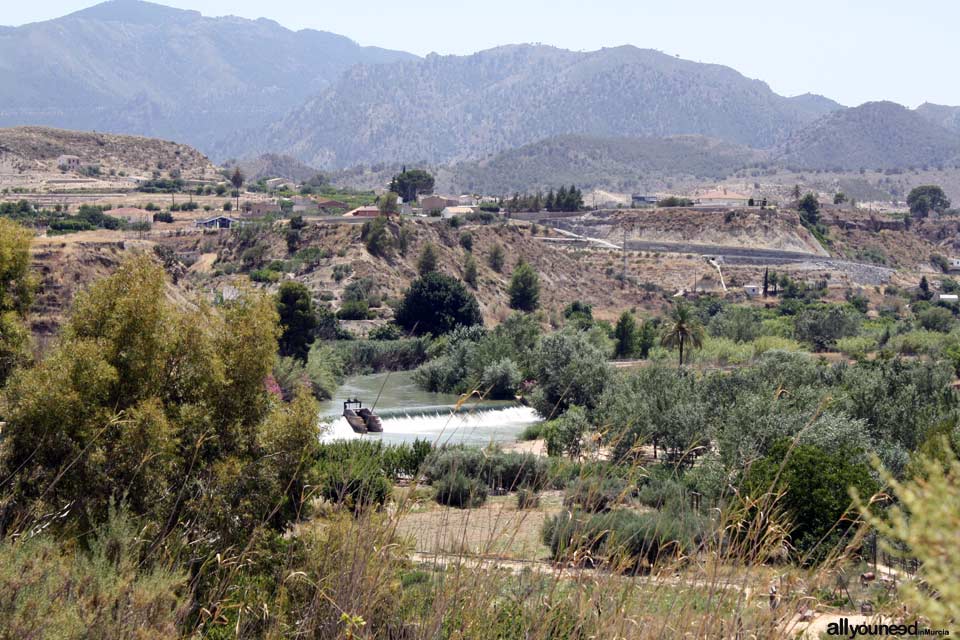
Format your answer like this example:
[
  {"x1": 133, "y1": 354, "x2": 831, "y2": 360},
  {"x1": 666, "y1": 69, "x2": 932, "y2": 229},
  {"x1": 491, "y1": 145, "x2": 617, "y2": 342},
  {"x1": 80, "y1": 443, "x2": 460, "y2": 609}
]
[
  {"x1": 504, "y1": 185, "x2": 584, "y2": 213},
  {"x1": 388, "y1": 167, "x2": 435, "y2": 202}
]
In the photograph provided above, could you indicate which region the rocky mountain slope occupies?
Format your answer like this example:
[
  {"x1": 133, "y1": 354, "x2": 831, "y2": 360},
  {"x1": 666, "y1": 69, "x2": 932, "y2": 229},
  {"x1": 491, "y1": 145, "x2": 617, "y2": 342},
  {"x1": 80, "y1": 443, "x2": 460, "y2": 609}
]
[
  {"x1": 447, "y1": 134, "x2": 764, "y2": 194},
  {"x1": 915, "y1": 102, "x2": 960, "y2": 134},
  {"x1": 229, "y1": 44, "x2": 841, "y2": 168},
  {"x1": 0, "y1": 0, "x2": 415, "y2": 150},
  {"x1": 776, "y1": 101, "x2": 960, "y2": 170}
]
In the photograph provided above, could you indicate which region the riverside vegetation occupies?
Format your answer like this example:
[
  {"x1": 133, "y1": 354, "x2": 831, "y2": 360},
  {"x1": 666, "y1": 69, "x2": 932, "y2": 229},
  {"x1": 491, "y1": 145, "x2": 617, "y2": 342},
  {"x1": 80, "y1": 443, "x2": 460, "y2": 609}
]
[{"x1": 0, "y1": 218, "x2": 958, "y2": 638}]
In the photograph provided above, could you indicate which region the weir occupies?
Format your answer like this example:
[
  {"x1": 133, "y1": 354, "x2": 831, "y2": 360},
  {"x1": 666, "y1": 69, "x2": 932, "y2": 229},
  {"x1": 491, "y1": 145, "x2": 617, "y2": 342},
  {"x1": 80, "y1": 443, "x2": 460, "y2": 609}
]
[{"x1": 320, "y1": 405, "x2": 541, "y2": 446}]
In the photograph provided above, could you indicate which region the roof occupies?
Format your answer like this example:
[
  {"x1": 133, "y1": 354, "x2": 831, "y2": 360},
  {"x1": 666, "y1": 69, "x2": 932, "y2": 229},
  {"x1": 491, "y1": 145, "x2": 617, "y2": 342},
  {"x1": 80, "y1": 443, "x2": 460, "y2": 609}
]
[
  {"x1": 197, "y1": 215, "x2": 238, "y2": 224},
  {"x1": 698, "y1": 189, "x2": 750, "y2": 200},
  {"x1": 343, "y1": 206, "x2": 381, "y2": 217},
  {"x1": 442, "y1": 206, "x2": 475, "y2": 214}
]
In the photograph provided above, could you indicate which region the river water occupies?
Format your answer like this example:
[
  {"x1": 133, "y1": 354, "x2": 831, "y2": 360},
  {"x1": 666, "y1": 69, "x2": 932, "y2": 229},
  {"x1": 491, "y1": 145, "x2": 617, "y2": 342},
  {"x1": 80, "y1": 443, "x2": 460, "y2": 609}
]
[{"x1": 318, "y1": 371, "x2": 542, "y2": 446}]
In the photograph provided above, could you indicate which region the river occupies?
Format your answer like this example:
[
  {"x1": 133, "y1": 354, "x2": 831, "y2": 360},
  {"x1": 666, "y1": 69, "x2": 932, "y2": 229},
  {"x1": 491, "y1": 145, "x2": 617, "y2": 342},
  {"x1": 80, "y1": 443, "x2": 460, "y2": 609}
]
[{"x1": 318, "y1": 371, "x2": 542, "y2": 446}]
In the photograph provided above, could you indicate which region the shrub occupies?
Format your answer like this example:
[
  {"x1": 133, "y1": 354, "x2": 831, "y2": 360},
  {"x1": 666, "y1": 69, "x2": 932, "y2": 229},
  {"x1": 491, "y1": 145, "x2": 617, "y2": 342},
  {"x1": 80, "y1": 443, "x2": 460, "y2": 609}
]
[
  {"x1": 516, "y1": 488, "x2": 540, "y2": 510},
  {"x1": 508, "y1": 262, "x2": 540, "y2": 312},
  {"x1": 317, "y1": 442, "x2": 392, "y2": 513},
  {"x1": 331, "y1": 338, "x2": 430, "y2": 374},
  {"x1": 919, "y1": 306, "x2": 955, "y2": 333},
  {"x1": 836, "y1": 335, "x2": 878, "y2": 359},
  {"x1": 479, "y1": 358, "x2": 522, "y2": 399},
  {"x1": 459, "y1": 231, "x2": 474, "y2": 252},
  {"x1": 338, "y1": 299, "x2": 372, "y2": 320},
  {"x1": 368, "y1": 323, "x2": 403, "y2": 340},
  {"x1": 361, "y1": 216, "x2": 392, "y2": 256},
  {"x1": 423, "y1": 447, "x2": 547, "y2": 492},
  {"x1": 249, "y1": 268, "x2": 281, "y2": 283},
  {"x1": 332, "y1": 264, "x2": 353, "y2": 282},
  {"x1": 543, "y1": 405, "x2": 591, "y2": 459},
  {"x1": 434, "y1": 472, "x2": 488, "y2": 508},
  {"x1": 562, "y1": 475, "x2": 629, "y2": 513}
]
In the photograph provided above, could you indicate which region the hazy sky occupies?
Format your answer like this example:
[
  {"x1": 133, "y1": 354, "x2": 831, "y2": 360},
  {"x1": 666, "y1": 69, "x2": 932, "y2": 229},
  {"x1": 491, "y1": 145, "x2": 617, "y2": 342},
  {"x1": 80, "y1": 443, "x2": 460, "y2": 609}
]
[{"x1": 6, "y1": 0, "x2": 956, "y2": 108}]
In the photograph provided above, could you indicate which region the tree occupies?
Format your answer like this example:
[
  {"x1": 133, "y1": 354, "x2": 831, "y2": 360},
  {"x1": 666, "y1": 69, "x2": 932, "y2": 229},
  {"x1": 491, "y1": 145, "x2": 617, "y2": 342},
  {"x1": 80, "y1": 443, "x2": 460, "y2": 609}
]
[
  {"x1": 378, "y1": 191, "x2": 400, "y2": 215},
  {"x1": 762, "y1": 267, "x2": 769, "y2": 297},
  {"x1": 230, "y1": 167, "x2": 244, "y2": 212},
  {"x1": 463, "y1": 254, "x2": 478, "y2": 288},
  {"x1": 361, "y1": 216, "x2": 392, "y2": 256},
  {"x1": 276, "y1": 281, "x2": 318, "y2": 361},
  {"x1": 661, "y1": 303, "x2": 705, "y2": 367},
  {"x1": 417, "y1": 243, "x2": 439, "y2": 275},
  {"x1": 919, "y1": 275, "x2": 932, "y2": 301},
  {"x1": 833, "y1": 192, "x2": 847, "y2": 205},
  {"x1": 508, "y1": 262, "x2": 540, "y2": 312},
  {"x1": 744, "y1": 440, "x2": 877, "y2": 556},
  {"x1": 0, "y1": 255, "x2": 320, "y2": 540},
  {"x1": 544, "y1": 405, "x2": 591, "y2": 459},
  {"x1": 798, "y1": 193, "x2": 820, "y2": 226},
  {"x1": 908, "y1": 185, "x2": 950, "y2": 218},
  {"x1": 794, "y1": 304, "x2": 861, "y2": 351},
  {"x1": 531, "y1": 332, "x2": 610, "y2": 419},
  {"x1": 395, "y1": 272, "x2": 483, "y2": 336},
  {"x1": 488, "y1": 244, "x2": 505, "y2": 273},
  {"x1": 792, "y1": 184, "x2": 801, "y2": 200},
  {"x1": 613, "y1": 311, "x2": 637, "y2": 358},
  {"x1": 0, "y1": 219, "x2": 33, "y2": 386},
  {"x1": 389, "y1": 168, "x2": 435, "y2": 203}
]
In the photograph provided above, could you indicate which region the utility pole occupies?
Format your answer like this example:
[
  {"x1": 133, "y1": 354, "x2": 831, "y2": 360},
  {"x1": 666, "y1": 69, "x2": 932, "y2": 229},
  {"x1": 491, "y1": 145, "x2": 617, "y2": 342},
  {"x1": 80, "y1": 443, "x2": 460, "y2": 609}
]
[{"x1": 621, "y1": 219, "x2": 627, "y2": 289}]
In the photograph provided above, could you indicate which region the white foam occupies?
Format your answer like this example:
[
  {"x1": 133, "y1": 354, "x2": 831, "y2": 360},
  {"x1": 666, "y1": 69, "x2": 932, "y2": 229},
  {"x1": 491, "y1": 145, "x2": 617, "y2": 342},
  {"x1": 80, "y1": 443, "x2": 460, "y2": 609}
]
[{"x1": 319, "y1": 406, "x2": 541, "y2": 445}]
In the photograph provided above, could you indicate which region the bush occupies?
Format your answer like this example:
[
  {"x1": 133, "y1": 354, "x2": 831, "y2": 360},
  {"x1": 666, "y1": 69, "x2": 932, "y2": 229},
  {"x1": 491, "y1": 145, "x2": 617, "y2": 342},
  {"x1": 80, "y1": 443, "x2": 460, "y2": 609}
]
[
  {"x1": 331, "y1": 338, "x2": 430, "y2": 374},
  {"x1": 368, "y1": 323, "x2": 403, "y2": 340},
  {"x1": 459, "y1": 231, "x2": 474, "y2": 252},
  {"x1": 317, "y1": 442, "x2": 392, "y2": 513},
  {"x1": 543, "y1": 405, "x2": 591, "y2": 458},
  {"x1": 479, "y1": 358, "x2": 522, "y2": 399},
  {"x1": 919, "y1": 306, "x2": 955, "y2": 333},
  {"x1": 836, "y1": 335, "x2": 878, "y2": 359},
  {"x1": 423, "y1": 447, "x2": 547, "y2": 492},
  {"x1": 434, "y1": 472, "x2": 488, "y2": 508},
  {"x1": 249, "y1": 268, "x2": 281, "y2": 283},
  {"x1": 338, "y1": 299, "x2": 372, "y2": 320},
  {"x1": 562, "y1": 475, "x2": 629, "y2": 513},
  {"x1": 516, "y1": 488, "x2": 540, "y2": 510}
]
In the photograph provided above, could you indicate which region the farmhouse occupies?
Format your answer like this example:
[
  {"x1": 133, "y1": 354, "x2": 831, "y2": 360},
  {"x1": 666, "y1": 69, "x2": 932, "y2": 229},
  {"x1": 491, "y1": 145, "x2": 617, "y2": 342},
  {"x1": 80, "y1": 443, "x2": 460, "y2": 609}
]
[
  {"x1": 57, "y1": 155, "x2": 81, "y2": 170},
  {"x1": 419, "y1": 195, "x2": 458, "y2": 212},
  {"x1": 195, "y1": 215, "x2": 239, "y2": 229},
  {"x1": 743, "y1": 284, "x2": 762, "y2": 297},
  {"x1": 315, "y1": 198, "x2": 348, "y2": 211},
  {"x1": 246, "y1": 202, "x2": 281, "y2": 217},
  {"x1": 343, "y1": 205, "x2": 382, "y2": 217},
  {"x1": 697, "y1": 188, "x2": 750, "y2": 207},
  {"x1": 631, "y1": 194, "x2": 659, "y2": 207}
]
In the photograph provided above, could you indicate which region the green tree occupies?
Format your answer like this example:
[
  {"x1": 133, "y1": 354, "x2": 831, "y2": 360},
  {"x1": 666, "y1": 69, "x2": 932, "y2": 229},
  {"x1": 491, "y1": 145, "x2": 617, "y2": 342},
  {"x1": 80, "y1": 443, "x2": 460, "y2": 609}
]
[
  {"x1": 361, "y1": 215, "x2": 392, "y2": 256},
  {"x1": 463, "y1": 253, "x2": 478, "y2": 288},
  {"x1": 0, "y1": 219, "x2": 33, "y2": 386},
  {"x1": 793, "y1": 304, "x2": 861, "y2": 351},
  {"x1": 531, "y1": 332, "x2": 610, "y2": 419},
  {"x1": 276, "y1": 281, "x2": 318, "y2": 361},
  {"x1": 230, "y1": 167, "x2": 244, "y2": 212},
  {"x1": 613, "y1": 311, "x2": 637, "y2": 358},
  {"x1": 389, "y1": 168, "x2": 435, "y2": 203},
  {"x1": 833, "y1": 192, "x2": 847, "y2": 205},
  {"x1": 488, "y1": 244, "x2": 505, "y2": 273},
  {"x1": 744, "y1": 440, "x2": 878, "y2": 556},
  {"x1": 395, "y1": 272, "x2": 483, "y2": 336},
  {"x1": 378, "y1": 191, "x2": 400, "y2": 215},
  {"x1": 908, "y1": 185, "x2": 950, "y2": 218},
  {"x1": 508, "y1": 261, "x2": 540, "y2": 312},
  {"x1": 417, "y1": 243, "x2": 439, "y2": 275},
  {"x1": 544, "y1": 405, "x2": 591, "y2": 459},
  {"x1": 798, "y1": 193, "x2": 820, "y2": 226},
  {"x1": 661, "y1": 303, "x2": 705, "y2": 367}
]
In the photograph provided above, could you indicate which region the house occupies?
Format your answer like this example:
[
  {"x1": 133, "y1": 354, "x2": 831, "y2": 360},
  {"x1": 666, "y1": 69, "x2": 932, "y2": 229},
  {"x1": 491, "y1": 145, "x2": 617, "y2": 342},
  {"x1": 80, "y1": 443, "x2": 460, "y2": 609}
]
[
  {"x1": 343, "y1": 206, "x2": 383, "y2": 217},
  {"x1": 291, "y1": 196, "x2": 320, "y2": 213},
  {"x1": 743, "y1": 284, "x2": 762, "y2": 297},
  {"x1": 441, "y1": 206, "x2": 476, "y2": 219},
  {"x1": 57, "y1": 155, "x2": 81, "y2": 170},
  {"x1": 195, "y1": 215, "x2": 239, "y2": 229},
  {"x1": 315, "y1": 198, "x2": 348, "y2": 211},
  {"x1": 696, "y1": 188, "x2": 751, "y2": 207},
  {"x1": 265, "y1": 178, "x2": 292, "y2": 191},
  {"x1": 245, "y1": 202, "x2": 281, "y2": 217},
  {"x1": 458, "y1": 194, "x2": 477, "y2": 206},
  {"x1": 631, "y1": 194, "x2": 659, "y2": 207},
  {"x1": 111, "y1": 207, "x2": 152, "y2": 224},
  {"x1": 948, "y1": 258, "x2": 960, "y2": 273},
  {"x1": 419, "y1": 195, "x2": 458, "y2": 212}
]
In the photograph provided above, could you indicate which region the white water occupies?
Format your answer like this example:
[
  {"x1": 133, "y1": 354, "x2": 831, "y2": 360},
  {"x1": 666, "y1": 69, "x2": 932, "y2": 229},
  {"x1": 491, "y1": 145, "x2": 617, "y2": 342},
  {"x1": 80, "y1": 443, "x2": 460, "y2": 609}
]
[{"x1": 320, "y1": 406, "x2": 541, "y2": 446}]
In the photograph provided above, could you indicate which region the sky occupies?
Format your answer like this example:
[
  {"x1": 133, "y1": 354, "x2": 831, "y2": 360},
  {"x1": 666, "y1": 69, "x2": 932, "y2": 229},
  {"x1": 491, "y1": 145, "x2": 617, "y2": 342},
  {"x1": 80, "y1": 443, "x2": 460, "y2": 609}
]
[{"x1": 6, "y1": 0, "x2": 957, "y2": 108}]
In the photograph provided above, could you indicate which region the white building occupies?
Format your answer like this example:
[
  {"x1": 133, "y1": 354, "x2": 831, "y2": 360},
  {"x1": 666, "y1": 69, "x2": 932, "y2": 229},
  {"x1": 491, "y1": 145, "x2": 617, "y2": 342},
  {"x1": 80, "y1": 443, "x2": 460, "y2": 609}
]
[
  {"x1": 743, "y1": 284, "x2": 762, "y2": 297},
  {"x1": 57, "y1": 155, "x2": 81, "y2": 170}
]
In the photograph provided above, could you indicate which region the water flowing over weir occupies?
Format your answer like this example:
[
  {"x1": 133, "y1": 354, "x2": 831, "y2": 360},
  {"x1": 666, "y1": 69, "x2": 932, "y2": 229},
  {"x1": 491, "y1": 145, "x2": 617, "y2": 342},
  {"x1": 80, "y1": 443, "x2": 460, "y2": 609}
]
[
  {"x1": 321, "y1": 406, "x2": 541, "y2": 445},
  {"x1": 318, "y1": 371, "x2": 543, "y2": 446}
]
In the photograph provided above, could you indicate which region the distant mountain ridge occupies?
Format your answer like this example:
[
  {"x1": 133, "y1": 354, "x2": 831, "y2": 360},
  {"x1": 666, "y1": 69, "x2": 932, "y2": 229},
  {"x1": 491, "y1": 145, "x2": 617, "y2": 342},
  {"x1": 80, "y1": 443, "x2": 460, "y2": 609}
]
[
  {"x1": 0, "y1": 0, "x2": 415, "y2": 150},
  {"x1": 447, "y1": 134, "x2": 764, "y2": 194},
  {"x1": 226, "y1": 44, "x2": 843, "y2": 168},
  {"x1": 776, "y1": 101, "x2": 960, "y2": 170}
]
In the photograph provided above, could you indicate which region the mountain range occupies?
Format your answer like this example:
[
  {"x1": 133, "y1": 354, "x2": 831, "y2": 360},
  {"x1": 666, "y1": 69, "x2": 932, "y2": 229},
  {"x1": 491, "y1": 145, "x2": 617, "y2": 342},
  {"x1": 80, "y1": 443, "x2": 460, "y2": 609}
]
[
  {"x1": 3, "y1": 0, "x2": 960, "y2": 187},
  {"x1": 0, "y1": 0, "x2": 414, "y2": 149}
]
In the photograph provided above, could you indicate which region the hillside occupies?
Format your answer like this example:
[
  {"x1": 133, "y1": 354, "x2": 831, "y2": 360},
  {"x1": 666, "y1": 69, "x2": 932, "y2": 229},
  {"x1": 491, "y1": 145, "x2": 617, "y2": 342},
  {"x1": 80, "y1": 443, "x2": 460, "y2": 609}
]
[
  {"x1": 228, "y1": 44, "x2": 842, "y2": 168},
  {"x1": 446, "y1": 134, "x2": 763, "y2": 194},
  {"x1": 231, "y1": 153, "x2": 321, "y2": 183},
  {"x1": 0, "y1": 0, "x2": 415, "y2": 151},
  {"x1": 915, "y1": 102, "x2": 960, "y2": 134},
  {"x1": 775, "y1": 101, "x2": 960, "y2": 170},
  {"x1": 0, "y1": 126, "x2": 219, "y2": 190}
]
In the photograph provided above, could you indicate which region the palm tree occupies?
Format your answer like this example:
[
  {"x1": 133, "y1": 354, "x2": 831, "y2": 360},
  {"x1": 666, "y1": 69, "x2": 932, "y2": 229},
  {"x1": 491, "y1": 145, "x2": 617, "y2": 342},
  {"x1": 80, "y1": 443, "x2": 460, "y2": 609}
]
[{"x1": 661, "y1": 302, "x2": 705, "y2": 367}]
